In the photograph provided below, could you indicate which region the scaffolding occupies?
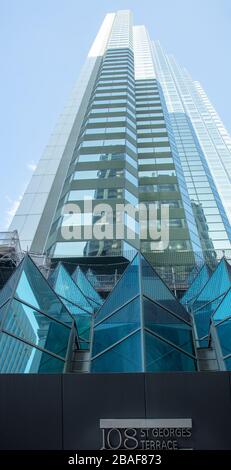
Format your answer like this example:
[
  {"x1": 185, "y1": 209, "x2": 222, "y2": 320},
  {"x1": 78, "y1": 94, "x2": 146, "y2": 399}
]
[{"x1": 0, "y1": 231, "x2": 23, "y2": 289}]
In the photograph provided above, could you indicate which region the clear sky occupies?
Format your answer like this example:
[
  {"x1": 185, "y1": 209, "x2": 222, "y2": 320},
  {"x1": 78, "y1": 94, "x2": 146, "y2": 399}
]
[{"x1": 1, "y1": 0, "x2": 231, "y2": 230}]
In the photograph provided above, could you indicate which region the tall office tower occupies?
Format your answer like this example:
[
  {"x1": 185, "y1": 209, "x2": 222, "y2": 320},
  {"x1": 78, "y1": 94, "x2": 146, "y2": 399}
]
[
  {"x1": 9, "y1": 10, "x2": 231, "y2": 274},
  {"x1": 152, "y1": 42, "x2": 231, "y2": 255},
  {"x1": 2, "y1": 11, "x2": 231, "y2": 451}
]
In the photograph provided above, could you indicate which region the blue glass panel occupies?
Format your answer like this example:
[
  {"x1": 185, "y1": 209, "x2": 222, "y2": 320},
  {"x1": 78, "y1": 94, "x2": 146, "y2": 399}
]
[
  {"x1": 0, "y1": 265, "x2": 21, "y2": 305},
  {"x1": 75, "y1": 315, "x2": 92, "y2": 350},
  {"x1": 198, "y1": 337, "x2": 209, "y2": 348},
  {"x1": 194, "y1": 294, "x2": 225, "y2": 343},
  {"x1": 2, "y1": 298, "x2": 70, "y2": 358},
  {"x1": 37, "y1": 350, "x2": 65, "y2": 373},
  {"x1": 141, "y1": 255, "x2": 190, "y2": 322},
  {"x1": 216, "y1": 319, "x2": 231, "y2": 357},
  {"x1": 49, "y1": 264, "x2": 93, "y2": 314},
  {"x1": 15, "y1": 256, "x2": 72, "y2": 325},
  {"x1": 59, "y1": 297, "x2": 90, "y2": 317},
  {"x1": 72, "y1": 266, "x2": 103, "y2": 306},
  {"x1": 0, "y1": 300, "x2": 10, "y2": 326},
  {"x1": 93, "y1": 296, "x2": 140, "y2": 357},
  {"x1": 145, "y1": 331, "x2": 196, "y2": 372},
  {"x1": 96, "y1": 254, "x2": 139, "y2": 322},
  {"x1": 143, "y1": 297, "x2": 194, "y2": 355},
  {"x1": 213, "y1": 287, "x2": 231, "y2": 323},
  {"x1": 180, "y1": 265, "x2": 211, "y2": 307},
  {"x1": 91, "y1": 331, "x2": 142, "y2": 373},
  {"x1": 0, "y1": 332, "x2": 64, "y2": 373},
  {"x1": 224, "y1": 356, "x2": 231, "y2": 371},
  {"x1": 192, "y1": 259, "x2": 231, "y2": 311},
  {"x1": 47, "y1": 264, "x2": 59, "y2": 287},
  {"x1": 59, "y1": 297, "x2": 92, "y2": 348}
]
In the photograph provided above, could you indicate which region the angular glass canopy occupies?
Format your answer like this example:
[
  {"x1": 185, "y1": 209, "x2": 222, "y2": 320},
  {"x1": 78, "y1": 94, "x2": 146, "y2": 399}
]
[
  {"x1": 213, "y1": 287, "x2": 231, "y2": 325},
  {"x1": 48, "y1": 263, "x2": 93, "y2": 314},
  {"x1": 0, "y1": 255, "x2": 74, "y2": 373},
  {"x1": 145, "y1": 331, "x2": 196, "y2": 372},
  {"x1": 48, "y1": 263, "x2": 100, "y2": 349},
  {"x1": 180, "y1": 264, "x2": 211, "y2": 307},
  {"x1": 210, "y1": 286, "x2": 231, "y2": 370},
  {"x1": 190, "y1": 258, "x2": 231, "y2": 346},
  {"x1": 192, "y1": 259, "x2": 231, "y2": 311},
  {"x1": 91, "y1": 253, "x2": 196, "y2": 373},
  {"x1": 96, "y1": 254, "x2": 140, "y2": 323},
  {"x1": 1, "y1": 252, "x2": 231, "y2": 374},
  {"x1": 72, "y1": 266, "x2": 103, "y2": 308}
]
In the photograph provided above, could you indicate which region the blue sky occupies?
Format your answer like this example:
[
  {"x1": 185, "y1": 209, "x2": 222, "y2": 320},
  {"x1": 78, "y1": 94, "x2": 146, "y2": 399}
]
[{"x1": 1, "y1": 0, "x2": 231, "y2": 230}]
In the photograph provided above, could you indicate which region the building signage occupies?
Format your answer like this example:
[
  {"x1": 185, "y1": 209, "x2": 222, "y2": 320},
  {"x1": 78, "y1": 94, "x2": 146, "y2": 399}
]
[{"x1": 100, "y1": 418, "x2": 193, "y2": 450}]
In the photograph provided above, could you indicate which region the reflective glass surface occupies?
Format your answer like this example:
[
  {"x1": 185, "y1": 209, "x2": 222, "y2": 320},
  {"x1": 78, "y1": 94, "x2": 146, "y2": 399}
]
[
  {"x1": 145, "y1": 331, "x2": 196, "y2": 372},
  {"x1": 192, "y1": 259, "x2": 231, "y2": 311},
  {"x1": 213, "y1": 287, "x2": 231, "y2": 324},
  {"x1": 0, "y1": 332, "x2": 65, "y2": 373},
  {"x1": 93, "y1": 296, "x2": 140, "y2": 357},
  {"x1": 96, "y1": 254, "x2": 139, "y2": 322},
  {"x1": 0, "y1": 255, "x2": 73, "y2": 374},
  {"x1": 194, "y1": 295, "x2": 225, "y2": 343},
  {"x1": 143, "y1": 297, "x2": 194, "y2": 354},
  {"x1": 141, "y1": 256, "x2": 190, "y2": 321},
  {"x1": 91, "y1": 331, "x2": 142, "y2": 373},
  {"x1": 180, "y1": 264, "x2": 211, "y2": 307},
  {"x1": 216, "y1": 318, "x2": 231, "y2": 357},
  {"x1": 49, "y1": 264, "x2": 93, "y2": 314},
  {"x1": 2, "y1": 298, "x2": 70, "y2": 358},
  {"x1": 72, "y1": 266, "x2": 103, "y2": 306},
  {"x1": 15, "y1": 256, "x2": 72, "y2": 325},
  {"x1": 49, "y1": 264, "x2": 94, "y2": 348}
]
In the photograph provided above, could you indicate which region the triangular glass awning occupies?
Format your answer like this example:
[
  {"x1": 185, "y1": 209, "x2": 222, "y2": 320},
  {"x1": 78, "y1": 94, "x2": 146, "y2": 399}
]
[
  {"x1": 72, "y1": 266, "x2": 103, "y2": 308},
  {"x1": 92, "y1": 253, "x2": 196, "y2": 373},
  {"x1": 180, "y1": 264, "x2": 211, "y2": 307},
  {"x1": 189, "y1": 258, "x2": 231, "y2": 346},
  {"x1": 0, "y1": 254, "x2": 74, "y2": 373}
]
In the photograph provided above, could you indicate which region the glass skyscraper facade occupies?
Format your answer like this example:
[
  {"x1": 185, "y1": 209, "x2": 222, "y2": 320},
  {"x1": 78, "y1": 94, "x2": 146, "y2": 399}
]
[
  {"x1": 8, "y1": 10, "x2": 231, "y2": 266},
  {"x1": 1, "y1": 10, "x2": 231, "y2": 375},
  {"x1": 152, "y1": 42, "x2": 231, "y2": 254}
]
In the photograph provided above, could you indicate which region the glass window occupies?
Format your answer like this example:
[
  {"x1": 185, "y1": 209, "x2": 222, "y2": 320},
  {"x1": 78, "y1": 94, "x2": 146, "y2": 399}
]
[
  {"x1": 145, "y1": 331, "x2": 196, "y2": 372},
  {"x1": 125, "y1": 170, "x2": 137, "y2": 186},
  {"x1": 0, "y1": 332, "x2": 65, "y2": 373},
  {"x1": 143, "y1": 297, "x2": 193, "y2": 354},
  {"x1": 141, "y1": 256, "x2": 189, "y2": 321},
  {"x1": 139, "y1": 170, "x2": 176, "y2": 177},
  {"x1": 67, "y1": 189, "x2": 104, "y2": 201},
  {"x1": 93, "y1": 297, "x2": 140, "y2": 357},
  {"x1": 2, "y1": 298, "x2": 70, "y2": 358},
  {"x1": 139, "y1": 184, "x2": 178, "y2": 193},
  {"x1": 73, "y1": 169, "x2": 124, "y2": 180},
  {"x1": 139, "y1": 158, "x2": 173, "y2": 165},
  {"x1": 80, "y1": 139, "x2": 126, "y2": 148},
  {"x1": 50, "y1": 264, "x2": 93, "y2": 314},
  {"x1": 15, "y1": 257, "x2": 72, "y2": 325},
  {"x1": 91, "y1": 331, "x2": 142, "y2": 373},
  {"x1": 124, "y1": 190, "x2": 138, "y2": 206},
  {"x1": 96, "y1": 254, "x2": 140, "y2": 323},
  {"x1": 216, "y1": 318, "x2": 231, "y2": 357},
  {"x1": 126, "y1": 154, "x2": 137, "y2": 169}
]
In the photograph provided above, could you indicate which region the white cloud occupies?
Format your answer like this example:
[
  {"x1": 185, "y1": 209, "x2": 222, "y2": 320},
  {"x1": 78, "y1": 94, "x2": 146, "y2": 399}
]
[
  {"x1": 2, "y1": 160, "x2": 36, "y2": 231},
  {"x1": 27, "y1": 161, "x2": 37, "y2": 171},
  {"x1": 4, "y1": 195, "x2": 23, "y2": 229}
]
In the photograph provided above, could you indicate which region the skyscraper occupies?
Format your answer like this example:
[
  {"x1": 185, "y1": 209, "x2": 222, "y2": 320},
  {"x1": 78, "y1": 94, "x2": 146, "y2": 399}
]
[
  {"x1": 8, "y1": 10, "x2": 231, "y2": 277},
  {"x1": 1, "y1": 10, "x2": 231, "y2": 452}
]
